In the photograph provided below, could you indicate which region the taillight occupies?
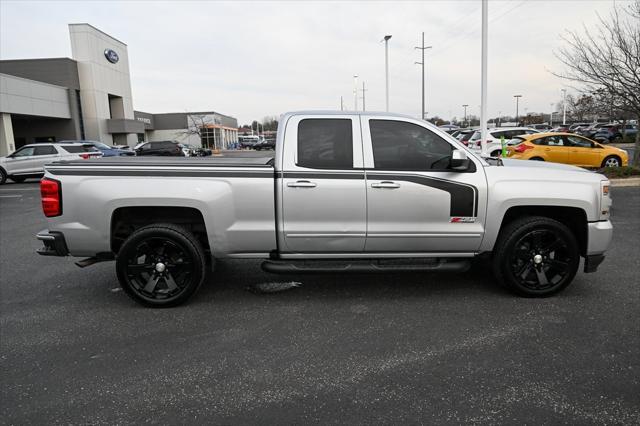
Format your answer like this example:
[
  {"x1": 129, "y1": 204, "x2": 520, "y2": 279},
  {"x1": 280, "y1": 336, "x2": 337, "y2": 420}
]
[
  {"x1": 80, "y1": 153, "x2": 90, "y2": 159},
  {"x1": 41, "y1": 178, "x2": 62, "y2": 217},
  {"x1": 514, "y1": 143, "x2": 534, "y2": 153}
]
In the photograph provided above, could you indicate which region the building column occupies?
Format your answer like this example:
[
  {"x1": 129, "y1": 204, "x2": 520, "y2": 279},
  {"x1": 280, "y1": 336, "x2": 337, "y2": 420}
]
[{"x1": 0, "y1": 113, "x2": 16, "y2": 157}]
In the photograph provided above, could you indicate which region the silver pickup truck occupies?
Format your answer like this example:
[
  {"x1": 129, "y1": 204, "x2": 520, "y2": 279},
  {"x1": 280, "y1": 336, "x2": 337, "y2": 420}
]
[{"x1": 36, "y1": 111, "x2": 613, "y2": 307}]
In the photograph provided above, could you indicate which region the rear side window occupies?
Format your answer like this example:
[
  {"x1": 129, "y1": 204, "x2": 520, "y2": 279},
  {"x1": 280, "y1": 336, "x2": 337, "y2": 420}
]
[
  {"x1": 297, "y1": 119, "x2": 353, "y2": 169},
  {"x1": 34, "y1": 145, "x2": 58, "y2": 155},
  {"x1": 369, "y1": 120, "x2": 453, "y2": 171},
  {"x1": 61, "y1": 145, "x2": 99, "y2": 153}
]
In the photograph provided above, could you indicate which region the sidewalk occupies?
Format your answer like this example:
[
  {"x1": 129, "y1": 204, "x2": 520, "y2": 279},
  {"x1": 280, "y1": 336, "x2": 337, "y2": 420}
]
[{"x1": 610, "y1": 177, "x2": 640, "y2": 187}]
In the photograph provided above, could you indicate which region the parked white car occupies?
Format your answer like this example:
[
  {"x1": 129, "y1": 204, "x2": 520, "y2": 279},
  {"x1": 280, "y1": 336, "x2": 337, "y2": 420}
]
[
  {"x1": 468, "y1": 127, "x2": 539, "y2": 157},
  {"x1": 0, "y1": 142, "x2": 102, "y2": 184}
]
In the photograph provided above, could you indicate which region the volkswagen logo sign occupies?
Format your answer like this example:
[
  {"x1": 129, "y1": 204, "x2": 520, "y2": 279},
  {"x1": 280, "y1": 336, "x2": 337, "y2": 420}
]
[{"x1": 104, "y1": 49, "x2": 119, "y2": 64}]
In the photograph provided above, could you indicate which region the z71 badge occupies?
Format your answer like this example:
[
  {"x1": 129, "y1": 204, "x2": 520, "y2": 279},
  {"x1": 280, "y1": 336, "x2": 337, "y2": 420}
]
[{"x1": 450, "y1": 217, "x2": 476, "y2": 223}]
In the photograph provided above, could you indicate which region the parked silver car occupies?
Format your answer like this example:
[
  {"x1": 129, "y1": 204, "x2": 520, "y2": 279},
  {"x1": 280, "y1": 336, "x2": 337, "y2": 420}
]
[{"x1": 0, "y1": 142, "x2": 102, "y2": 184}]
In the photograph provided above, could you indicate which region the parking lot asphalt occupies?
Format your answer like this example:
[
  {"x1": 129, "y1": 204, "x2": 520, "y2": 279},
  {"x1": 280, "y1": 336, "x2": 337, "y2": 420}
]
[{"x1": 1, "y1": 181, "x2": 639, "y2": 424}]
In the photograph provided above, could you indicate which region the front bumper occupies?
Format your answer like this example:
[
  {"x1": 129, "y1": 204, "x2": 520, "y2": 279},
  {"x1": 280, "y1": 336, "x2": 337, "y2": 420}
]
[
  {"x1": 587, "y1": 220, "x2": 613, "y2": 255},
  {"x1": 36, "y1": 230, "x2": 69, "y2": 256},
  {"x1": 584, "y1": 220, "x2": 613, "y2": 273}
]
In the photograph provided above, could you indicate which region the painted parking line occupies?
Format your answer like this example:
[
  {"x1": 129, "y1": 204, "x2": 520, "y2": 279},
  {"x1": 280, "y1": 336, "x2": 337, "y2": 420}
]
[
  {"x1": 0, "y1": 188, "x2": 40, "y2": 191},
  {"x1": 0, "y1": 195, "x2": 23, "y2": 198}
]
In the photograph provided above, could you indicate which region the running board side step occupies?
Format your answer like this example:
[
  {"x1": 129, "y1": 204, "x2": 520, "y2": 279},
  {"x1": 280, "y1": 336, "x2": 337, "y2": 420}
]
[{"x1": 261, "y1": 259, "x2": 471, "y2": 274}]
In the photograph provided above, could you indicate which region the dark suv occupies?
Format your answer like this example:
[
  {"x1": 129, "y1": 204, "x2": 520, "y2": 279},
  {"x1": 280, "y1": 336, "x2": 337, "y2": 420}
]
[{"x1": 135, "y1": 141, "x2": 185, "y2": 156}]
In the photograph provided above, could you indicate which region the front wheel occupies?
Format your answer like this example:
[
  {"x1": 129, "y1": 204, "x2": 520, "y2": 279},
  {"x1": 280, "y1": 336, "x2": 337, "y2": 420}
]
[
  {"x1": 602, "y1": 155, "x2": 621, "y2": 168},
  {"x1": 0, "y1": 169, "x2": 6, "y2": 185},
  {"x1": 492, "y1": 216, "x2": 580, "y2": 297},
  {"x1": 116, "y1": 224, "x2": 207, "y2": 307}
]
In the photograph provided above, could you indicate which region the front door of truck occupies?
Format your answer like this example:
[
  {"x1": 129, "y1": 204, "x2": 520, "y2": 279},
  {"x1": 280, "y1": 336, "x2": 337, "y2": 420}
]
[
  {"x1": 361, "y1": 117, "x2": 487, "y2": 253},
  {"x1": 280, "y1": 115, "x2": 366, "y2": 253}
]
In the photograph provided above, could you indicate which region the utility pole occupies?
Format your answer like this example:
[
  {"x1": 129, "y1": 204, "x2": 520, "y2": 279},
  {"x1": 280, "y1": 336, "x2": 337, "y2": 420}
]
[
  {"x1": 415, "y1": 32, "x2": 432, "y2": 121},
  {"x1": 360, "y1": 81, "x2": 367, "y2": 111},
  {"x1": 353, "y1": 74, "x2": 359, "y2": 110},
  {"x1": 383, "y1": 35, "x2": 392, "y2": 112},
  {"x1": 514, "y1": 94, "x2": 522, "y2": 125},
  {"x1": 462, "y1": 104, "x2": 469, "y2": 127},
  {"x1": 561, "y1": 88, "x2": 567, "y2": 125},
  {"x1": 550, "y1": 103, "x2": 554, "y2": 126},
  {"x1": 480, "y1": 0, "x2": 488, "y2": 156}
]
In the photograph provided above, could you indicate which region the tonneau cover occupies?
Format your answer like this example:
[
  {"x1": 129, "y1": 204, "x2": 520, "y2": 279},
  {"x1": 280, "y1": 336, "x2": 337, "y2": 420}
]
[{"x1": 49, "y1": 156, "x2": 274, "y2": 168}]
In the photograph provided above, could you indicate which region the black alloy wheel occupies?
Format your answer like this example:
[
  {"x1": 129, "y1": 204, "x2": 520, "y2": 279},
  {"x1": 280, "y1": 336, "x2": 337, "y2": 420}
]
[
  {"x1": 116, "y1": 224, "x2": 207, "y2": 307},
  {"x1": 493, "y1": 216, "x2": 580, "y2": 297}
]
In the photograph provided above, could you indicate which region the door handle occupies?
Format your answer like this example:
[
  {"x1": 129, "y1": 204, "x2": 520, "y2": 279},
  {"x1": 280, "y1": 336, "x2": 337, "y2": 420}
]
[
  {"x1": 371, "y1": 181, "x2": 400, "y2": 189},
  {"x1": 287, "y1": 180, "x2": 317, "y2": 188}
]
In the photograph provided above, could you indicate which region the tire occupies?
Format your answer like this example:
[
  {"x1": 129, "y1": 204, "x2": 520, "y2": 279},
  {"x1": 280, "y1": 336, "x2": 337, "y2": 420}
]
[
  {"x1": 530, "y1": 157, "x2": 544, "y2": 161},
  {"x1": 601, "y1": 155, "x2": 621, "y2": 168},
  {"x1": 115, "y1": 223, "x2": 207, "y2": 307},
  {"x1": 492, "y1": 216, "x2": 580, "y2": 297},
  {"x1": 0, "y1": 168, "x2": 6, "y2": 185},
  {"x1": 10, "y1": 176, "x2": 26, "y2": 183},
  {"x1": 490, "y1": 150, "x2": 502, "y2": 158}
]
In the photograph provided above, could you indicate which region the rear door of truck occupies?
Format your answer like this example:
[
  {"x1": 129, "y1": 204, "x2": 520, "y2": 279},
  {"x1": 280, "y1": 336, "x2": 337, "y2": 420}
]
[{"x1": 278, "y1": 114, "x2": 366, "y2": 253}]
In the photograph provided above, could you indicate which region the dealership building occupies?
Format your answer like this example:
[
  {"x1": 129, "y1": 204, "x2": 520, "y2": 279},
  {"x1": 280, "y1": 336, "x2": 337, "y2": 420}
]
[{"x1": 0, "y1": 23, "x2": 238, "y2": 156}]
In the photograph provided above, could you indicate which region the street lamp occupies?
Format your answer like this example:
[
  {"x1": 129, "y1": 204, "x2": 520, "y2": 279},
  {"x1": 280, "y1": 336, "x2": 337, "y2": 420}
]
[
  {"x1": 513, "y1": 95, "x2": 522, "y2": 125},
  {"x1": 462, "y1": 104, "x2": 469, "y2": 127},
  {"x1": 353, "y1": 75, "x2": 359, "y2": 110},
  {"x1": 383, "y1": 35, "x2": 392, "y2": 112},
  {"x1": 561, "y1": 88, "x2": 567, "y2": 125}
]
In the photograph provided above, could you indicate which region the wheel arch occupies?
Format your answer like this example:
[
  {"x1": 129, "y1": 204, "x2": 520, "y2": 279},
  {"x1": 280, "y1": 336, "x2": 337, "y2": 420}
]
[
  {"x1": 496, "y1": 206, "x2": 588, "y2": 256},
  {"x1": 111, "y1": 206, "x2": 211, "y2": 255}
]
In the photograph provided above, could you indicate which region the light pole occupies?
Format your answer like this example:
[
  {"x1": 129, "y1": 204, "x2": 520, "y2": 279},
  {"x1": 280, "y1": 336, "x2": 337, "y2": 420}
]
[
  {"x1": 561, "y1": 88, "x2": 567, "y2": 125},
  {"x1": 415, "y1": 32, "x2": 432, "y2": 120},
  {"x1": 513, "y1": 95, "x2": 522, "y2": 125},
  {"x1": 353, "y1": 75, "x2": 359, "y2": 110},
  {"x1": 462, "y1": 104, "x2": 469, "y2": 127},
  {"x1": 498, "y1": 111, "x2": 502, "y2": 127},
  {"x1": 383, "y1": 35, "x2": 392, "y2": 112},
  {"x1": 479, "y1": 0, "x2": 488, "y2": 155},
  {"x1": 340, "y1": 96, "x2": 344, "y2": 111},
  {"x1": 550, "y1": 103, "x2": 555, "y2": 126}
]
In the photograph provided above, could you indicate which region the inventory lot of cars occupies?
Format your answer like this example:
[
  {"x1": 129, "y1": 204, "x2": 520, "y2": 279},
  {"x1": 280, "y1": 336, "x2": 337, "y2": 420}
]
[{"x1": 1, "y1": 182, "x2": 638, "y2": 423}]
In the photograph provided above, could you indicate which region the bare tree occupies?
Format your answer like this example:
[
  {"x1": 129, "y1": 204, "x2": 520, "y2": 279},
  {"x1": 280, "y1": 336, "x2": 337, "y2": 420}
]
[
  {"x1": 554, "y1": 0, "x2": 640, "y2": 164},
  {"x1": 182, "y1": 114, "x2": 220, "y2": 149}
]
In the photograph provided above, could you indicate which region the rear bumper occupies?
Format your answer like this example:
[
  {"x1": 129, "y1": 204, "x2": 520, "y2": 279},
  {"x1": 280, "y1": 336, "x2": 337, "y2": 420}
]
[{"x1": 36, "y1": 230, "x2": 69, "y2": 256}]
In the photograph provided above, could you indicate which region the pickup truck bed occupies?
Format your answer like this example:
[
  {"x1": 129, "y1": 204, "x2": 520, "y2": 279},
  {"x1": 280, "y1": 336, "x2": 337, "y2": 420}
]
[{"x1": 44, "y1": 155, "x2": 278, "y2": 257}]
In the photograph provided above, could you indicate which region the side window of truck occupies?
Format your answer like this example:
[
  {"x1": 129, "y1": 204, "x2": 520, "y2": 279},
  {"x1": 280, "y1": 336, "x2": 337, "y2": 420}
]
[
  {"x1": 297, "y1": 119, "x2": 353, "y2": 169},
  {"x1": 369, "y1": 120, "x2": 453, "y2": 171}
]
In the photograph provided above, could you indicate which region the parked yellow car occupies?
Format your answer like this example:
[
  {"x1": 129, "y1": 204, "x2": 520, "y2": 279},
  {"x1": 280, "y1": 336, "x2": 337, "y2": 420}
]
[{"x1": 507, "y1": 132, "x2": 628, "y2": 168}]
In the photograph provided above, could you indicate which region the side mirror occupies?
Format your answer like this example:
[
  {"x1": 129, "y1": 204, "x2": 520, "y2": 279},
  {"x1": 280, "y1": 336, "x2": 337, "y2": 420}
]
[{"x1": 450, "y1": 150, "x2": 470, "y2": 171}]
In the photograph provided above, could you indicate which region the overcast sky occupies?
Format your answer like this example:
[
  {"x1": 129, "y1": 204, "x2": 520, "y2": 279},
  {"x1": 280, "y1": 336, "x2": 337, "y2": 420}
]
[{"x1": 0, "y1": 0, "x2": 628, "y2": 124}]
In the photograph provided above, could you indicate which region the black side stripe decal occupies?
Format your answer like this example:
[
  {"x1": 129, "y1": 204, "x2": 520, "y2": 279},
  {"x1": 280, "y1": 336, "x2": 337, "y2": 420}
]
[
  {"x1": 278, "y1": 170, "x2": 478, "y2": 217},
  {"x1": 47, "y1": 169, "x2": 275, "y2": 178},
  {"x1": 367, "y1": 173, "x2": 478, "y2": 217}
]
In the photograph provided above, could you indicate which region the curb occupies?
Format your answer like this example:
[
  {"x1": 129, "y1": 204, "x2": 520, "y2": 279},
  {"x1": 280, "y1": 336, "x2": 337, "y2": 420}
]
[{"x1": 610, "y1": 177, "x2": 640, "y2": 187}]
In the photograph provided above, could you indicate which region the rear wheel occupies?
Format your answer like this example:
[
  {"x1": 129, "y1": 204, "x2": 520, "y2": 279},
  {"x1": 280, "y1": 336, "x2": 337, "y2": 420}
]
[
  {"x1": 601, "y1": 155, "x2": 621, "y2": 168},
  {"x1": 530, "y1": 157, "x2": 544, "y2": 161},
  {"x1": 116, "y1": 224, "x2": 207, "y2": 307},
  {"x1": 492, "y1": 216, "x2": 580, "y2": 297},
  {"x1": 10, "y1": 176, "x2": 26, "y2": 183}
]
